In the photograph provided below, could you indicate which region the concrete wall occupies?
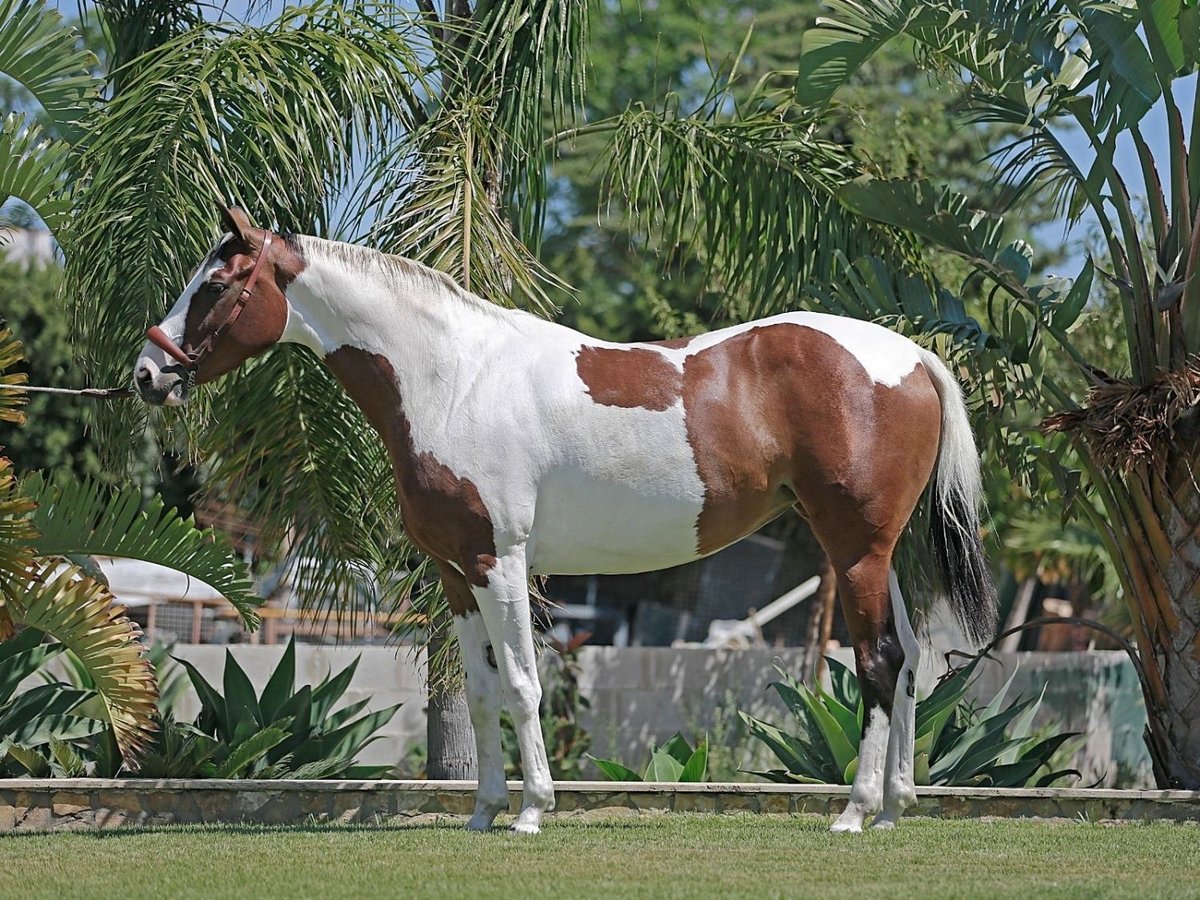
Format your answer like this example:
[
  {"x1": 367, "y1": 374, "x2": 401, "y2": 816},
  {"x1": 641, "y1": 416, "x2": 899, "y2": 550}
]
[{"x1": 170, "y1": 643, "x2": 1153, "y2": 787}]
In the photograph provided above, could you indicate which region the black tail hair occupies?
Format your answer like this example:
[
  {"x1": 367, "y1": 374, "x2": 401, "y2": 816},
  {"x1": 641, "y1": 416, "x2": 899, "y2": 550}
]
[{"x1": 929, "y1": 473, "x2": 997, "y2": 647}]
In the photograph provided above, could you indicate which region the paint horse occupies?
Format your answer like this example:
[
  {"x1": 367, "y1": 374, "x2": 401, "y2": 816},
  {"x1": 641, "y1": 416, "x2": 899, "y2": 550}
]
[{"x1": 134, "y1": 208, "x2": 996, "y2": 834}]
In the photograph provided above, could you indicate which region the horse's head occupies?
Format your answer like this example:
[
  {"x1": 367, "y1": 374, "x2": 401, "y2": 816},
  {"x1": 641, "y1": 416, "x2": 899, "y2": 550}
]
[{"x1": 133, "y1": 206, "x2": 293, "y2": 406}]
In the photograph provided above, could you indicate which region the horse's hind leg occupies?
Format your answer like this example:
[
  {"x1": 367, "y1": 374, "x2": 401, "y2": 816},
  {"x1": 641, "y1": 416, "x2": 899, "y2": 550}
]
[
  {"x1": 825, "y1": 549, "x2": 902, "y2": 833},
  {"x1": 874, "y1": 568, "x2": 921, "y2": 828}
]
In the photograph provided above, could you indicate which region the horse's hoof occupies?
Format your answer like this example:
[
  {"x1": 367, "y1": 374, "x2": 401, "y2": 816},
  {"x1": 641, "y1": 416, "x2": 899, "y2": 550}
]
[
  {"x1": 869, "y1": 815, "x2": 898, "y2": 830},
  {"x1": 510, "y1": 821, "x2": 541, "y2": 835},
  {"x1": 830, "y1": 817, "x2": 864, "y2": 834},
  {"x1": 466, "y1": 816, "x2": 496, "y2": 832}
]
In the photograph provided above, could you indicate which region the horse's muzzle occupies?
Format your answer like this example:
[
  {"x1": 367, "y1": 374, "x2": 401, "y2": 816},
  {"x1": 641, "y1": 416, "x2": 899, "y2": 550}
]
[{"x1": 134, "y1": 361, "x2": 188, "y2": 406}]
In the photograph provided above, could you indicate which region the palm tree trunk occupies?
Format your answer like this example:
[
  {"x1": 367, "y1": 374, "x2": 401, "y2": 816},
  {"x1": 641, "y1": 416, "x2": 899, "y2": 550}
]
[
  {"x1": 1131, "y1": 457, "x2": 1200, "y2": 787},
  {"x1": 425, "y1": 610, "x2": 478, "y2": 779}
]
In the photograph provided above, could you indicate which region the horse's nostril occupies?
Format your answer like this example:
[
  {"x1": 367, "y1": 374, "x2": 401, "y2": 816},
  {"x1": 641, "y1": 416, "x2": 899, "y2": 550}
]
[{"x1": 135, "y1": 366, "x2": 153, "y2": 387}]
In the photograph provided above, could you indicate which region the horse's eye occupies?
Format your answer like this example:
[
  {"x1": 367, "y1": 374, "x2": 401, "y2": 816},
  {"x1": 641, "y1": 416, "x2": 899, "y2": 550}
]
[{"x1": 204, "y1": 281, "x2": 225, "y2": 295}]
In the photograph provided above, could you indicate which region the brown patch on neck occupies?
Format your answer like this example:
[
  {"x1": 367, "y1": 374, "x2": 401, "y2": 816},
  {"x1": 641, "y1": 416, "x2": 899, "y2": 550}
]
[
  {"x1": 575, "y1": 346, "x2": 683, "y2": 411},
  {"x1": 324, "y1": 345, "x2": 495, "y2": 612}
]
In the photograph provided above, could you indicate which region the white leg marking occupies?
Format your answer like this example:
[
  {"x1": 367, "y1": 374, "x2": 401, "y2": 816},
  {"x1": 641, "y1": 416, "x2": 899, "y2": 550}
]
[
  {"x1": 873, "y1": 569, "x2": 921, "y2": 829},
  {"x1": 453, "y1": 613, "x2": 508, "y2": 831},
  {"x1": 472, "y1": 550, "x2": 555, "y2": 835},
  {"x1": 831, "y1": 706, "x2": 889, "y2": 833}
]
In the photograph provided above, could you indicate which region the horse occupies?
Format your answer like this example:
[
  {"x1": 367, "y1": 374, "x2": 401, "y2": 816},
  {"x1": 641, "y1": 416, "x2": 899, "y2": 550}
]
[{"x1": 134, "y1": 207, "x2": 996, "y2": 834}]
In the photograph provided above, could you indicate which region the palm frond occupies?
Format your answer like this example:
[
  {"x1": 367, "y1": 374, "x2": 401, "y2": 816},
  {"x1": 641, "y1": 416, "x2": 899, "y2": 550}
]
[
  {"x1": 0, "y1": 0, "x2": 101, "y2": 141},
  {"x1": 0, "y1": 324, "x2": 27, "y2": 425},
  {"x1": 368, "y1": 95, "x2": 566, "y2": 313},
  {"x1": 596, "y1": 94, "x2": 908, "y2": 320},
  {"x1": 0, "y1": 114, "x2": 73, "y2": 233},
  {"x1": 454, "y1": 0, "x2": 589, "y2": 244},
  {"x1": 21, "y1": 472, "x2": 260, "y2": 626},
  {"x1": 65, "y1": 1, "x2": 428, "y2": 418},
  {"x1": 199, "y1": 345, "x2": 421, "y2": 630},
  {"x1": 8, "y1": 560, "x2": 157, "y2": 765}
]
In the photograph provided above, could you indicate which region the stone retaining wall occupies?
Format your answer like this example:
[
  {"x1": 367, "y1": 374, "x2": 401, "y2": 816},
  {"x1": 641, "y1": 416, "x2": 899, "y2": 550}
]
[{"x1": 2, "y1": 780, "x2": 1197, "y2": 832}]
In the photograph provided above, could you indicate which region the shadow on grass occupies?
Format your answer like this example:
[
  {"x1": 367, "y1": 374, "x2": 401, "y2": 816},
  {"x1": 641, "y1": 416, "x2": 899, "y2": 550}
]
[{"x1": 0, "y1": 813, "x2": 837, "y2": 841}]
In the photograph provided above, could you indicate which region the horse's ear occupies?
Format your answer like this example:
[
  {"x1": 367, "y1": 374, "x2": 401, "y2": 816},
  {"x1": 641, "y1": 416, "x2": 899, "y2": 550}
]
[{"x1": 219, "y1": 205, "x2": 255, "y2": 242}]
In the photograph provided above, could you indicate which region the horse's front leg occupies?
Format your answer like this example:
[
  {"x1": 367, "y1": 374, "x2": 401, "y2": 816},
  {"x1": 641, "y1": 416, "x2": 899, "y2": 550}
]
[
  {"x1": 471, "y1": 546, "x2": 555, "y2": 834},
  {"x1": 450, "y1": 611, "x2": 509, "y2": 830}
]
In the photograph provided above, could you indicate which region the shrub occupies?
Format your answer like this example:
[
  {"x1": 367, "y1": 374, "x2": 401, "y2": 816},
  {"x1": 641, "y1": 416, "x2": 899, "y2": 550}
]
[
  {"x1": 740, "y1": 657, "x2": 1079, "y2": 788},
  {"x1": 588, "y1": 733, "x2": 708, "y2": 782}
]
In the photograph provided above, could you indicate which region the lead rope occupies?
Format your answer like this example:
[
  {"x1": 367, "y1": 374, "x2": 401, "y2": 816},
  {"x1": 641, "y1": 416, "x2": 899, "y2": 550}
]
[{"x1": 3, "y1": 383, "x2": 133, "y2": 400}]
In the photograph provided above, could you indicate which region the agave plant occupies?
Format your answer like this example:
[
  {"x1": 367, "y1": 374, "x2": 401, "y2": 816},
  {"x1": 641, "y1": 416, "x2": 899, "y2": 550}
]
[
  {"x1": 588, "y1": 733, "x2": 709, "y2": 783},
  {"x1": 741, "y1": 657, "x2": 1079, "y2": 788},
  {"x1": 148, "y1": 636, "x2": 401, "y2": 779}
]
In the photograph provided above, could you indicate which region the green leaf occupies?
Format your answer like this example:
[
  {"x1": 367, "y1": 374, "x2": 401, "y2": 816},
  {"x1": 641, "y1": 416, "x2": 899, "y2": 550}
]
[
  {"x1": 679, "y1": 739, "x2": 708, "y2": 783},
  {"x1": 658, "y1": 733, "x2": 695, "y2": 768},
  {"x1": 817, "y1": 685, "x2": 863, "y2": 751},
  {"x1": 837, "y1": 176, "x2": 1007, "y2": 268},
  {"x1": 796, "y1": 1, "x2": 912, "y2": 108},
  {"x1": 222, "y1": 650, "x2": 262, "y2": 734},
  {"x1": 259, "y1": 637, "x2": 296, "y2": 724},
  {"x1": 0, "y1": 114, "x2": 73, "y2": 233},
  {"x1": 23, "y1": 474, "x2": 261, "y2": 627},
  {"x1": 1050, "y1": 259, "x2": 1094, "y2": 332},
  {"x1": 825, "y1": 656, "x2": 862, "y2": 715},
  {"x1": 214, "y1": 726, "x2": 289, "y2": 779},
  {"x1": 795, "y1": 685, "x2": 858, "y2": 777},
  {"x1": 311, "y1": 657, "x2": 359, "y2": 723},
  {"x1": 1082, "y1": 4, "x2": 1162, "y2": 127},
  {"x1": 0, "y1": 0, "x2": 101, "y2": 139},
  {"x1": 174, "y1": 657, "x2": 227, "y2": 742},
  {"x1": 996, "y1": 240, "x2": 1034, "y2": 285},
  {"x1": 644, "y1": 745, "x2": 685, "y2": 782},
  {"x1": 587, "y1": 755, "x2": 642, "y2": 782},
  {"x1": 739, "y1": 711, "x2": 831, "y2": 782}
]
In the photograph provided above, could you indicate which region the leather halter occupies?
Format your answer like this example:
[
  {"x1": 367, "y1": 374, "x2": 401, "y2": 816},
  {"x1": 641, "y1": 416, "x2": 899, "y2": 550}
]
[{"x1": 146, "y1": 233, "x2": 274, "y2": 373}]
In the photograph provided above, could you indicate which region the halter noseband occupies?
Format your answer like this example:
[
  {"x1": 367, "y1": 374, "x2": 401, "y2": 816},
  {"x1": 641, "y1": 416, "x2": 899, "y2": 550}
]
[{"x1": 146, "y1": 233, "x2": 274, "y2": 373}]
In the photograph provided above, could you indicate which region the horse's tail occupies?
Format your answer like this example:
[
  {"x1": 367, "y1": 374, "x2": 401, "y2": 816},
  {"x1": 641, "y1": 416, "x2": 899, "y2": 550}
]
[{"x1": 917, "y1": 347, "x2": 997, "y2": 647}]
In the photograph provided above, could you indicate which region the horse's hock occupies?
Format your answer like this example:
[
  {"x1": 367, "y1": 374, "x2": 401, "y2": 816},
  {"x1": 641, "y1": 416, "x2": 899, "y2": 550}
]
[{"x1": 2, "y1": 780, "x2": 1200, "y2": 831}]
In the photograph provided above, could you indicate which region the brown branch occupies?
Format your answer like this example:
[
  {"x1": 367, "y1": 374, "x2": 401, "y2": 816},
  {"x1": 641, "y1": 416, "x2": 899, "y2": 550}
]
[{"x1": 415, "y1": 0, "x2": 443, "y2": 46}]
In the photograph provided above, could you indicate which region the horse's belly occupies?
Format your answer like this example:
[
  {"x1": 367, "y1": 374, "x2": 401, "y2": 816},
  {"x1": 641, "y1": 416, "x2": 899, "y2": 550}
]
[{"x1": 527, "y1": 463, "x2": 706, "y2": 576}]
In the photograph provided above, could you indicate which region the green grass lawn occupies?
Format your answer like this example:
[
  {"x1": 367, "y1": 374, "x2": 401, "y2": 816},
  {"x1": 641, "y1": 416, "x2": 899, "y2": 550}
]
[{"x1": 2, "y1": 815, "x2": 1198, "y2": 899}]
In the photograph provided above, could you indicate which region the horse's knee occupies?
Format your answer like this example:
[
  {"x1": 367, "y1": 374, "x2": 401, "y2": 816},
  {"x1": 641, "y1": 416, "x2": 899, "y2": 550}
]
[{"x1": 504, "y1": 676, "x2": 542, "y2": 723}]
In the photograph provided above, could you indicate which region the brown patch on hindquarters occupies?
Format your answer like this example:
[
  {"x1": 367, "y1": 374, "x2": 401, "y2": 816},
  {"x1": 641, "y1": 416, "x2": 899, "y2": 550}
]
[
  {"x1": 681, "y1": 324, "x2": 942, "y2": 561},
  {"x1": 184, "y1": 228, "x2": 307, "y2": 385},
  {"x1": 324, "y1": 346, "x2": 495, "y2": 610},
  {"x1": 575, "y1": 345, "x2": 683, "y2": 411}
]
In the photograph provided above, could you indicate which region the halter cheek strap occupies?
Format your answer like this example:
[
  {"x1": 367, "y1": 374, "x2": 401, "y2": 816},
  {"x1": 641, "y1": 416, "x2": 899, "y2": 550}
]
[{"x1": 146, "y1": 233, "x2": 274, "y2": 373}]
